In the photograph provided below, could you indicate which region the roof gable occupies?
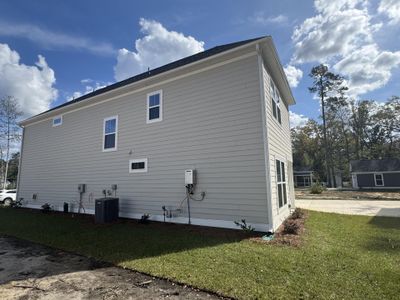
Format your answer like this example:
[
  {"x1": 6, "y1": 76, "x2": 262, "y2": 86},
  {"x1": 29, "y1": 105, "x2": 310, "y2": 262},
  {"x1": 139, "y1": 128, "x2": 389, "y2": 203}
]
[
  {"x1": 22, "y1": 37, "x2": 265, "y2": 122},
  {"x1": 20, "y1": 35, "x2": 295, "y2": 126}
]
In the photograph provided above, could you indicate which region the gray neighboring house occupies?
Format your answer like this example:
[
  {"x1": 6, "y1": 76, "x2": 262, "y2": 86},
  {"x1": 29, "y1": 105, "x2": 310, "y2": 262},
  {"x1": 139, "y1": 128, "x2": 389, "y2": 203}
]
[
  {"x1": 17, "y1": 36, "x2": 296, "y2": 232},
  {"x1": 350, "y1": 159, "x2": 400, "y2": 189}
]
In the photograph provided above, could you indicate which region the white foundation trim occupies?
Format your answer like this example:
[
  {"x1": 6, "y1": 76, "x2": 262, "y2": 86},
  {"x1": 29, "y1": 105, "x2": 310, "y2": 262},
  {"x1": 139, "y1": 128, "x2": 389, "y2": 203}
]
[
  {"x1": 120, "y1": 212, "x2": 269, "y2": 232},
  {"x1": 23, "y1": 204, "x2": 269, "y2": 232},
  {"x1": 24, "y1": 203, "x2": 95, "y2": 215}
]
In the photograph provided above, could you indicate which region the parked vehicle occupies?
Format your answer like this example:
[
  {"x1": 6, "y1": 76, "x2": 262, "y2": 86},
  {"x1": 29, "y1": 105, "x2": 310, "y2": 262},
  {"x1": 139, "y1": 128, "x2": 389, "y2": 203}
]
[{"x1": 0, "y1": 190, "x2": 17, "y2": 206}]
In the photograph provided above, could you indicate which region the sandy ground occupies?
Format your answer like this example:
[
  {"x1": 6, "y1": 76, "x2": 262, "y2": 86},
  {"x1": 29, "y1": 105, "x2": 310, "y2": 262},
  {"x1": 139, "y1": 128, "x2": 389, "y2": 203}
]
[
  {"x1": 295, "y1": 189, "x2": 400, "y2": 200},
  {"x1": 0, "y1": 236, "x2": 223, "y2": 300}
]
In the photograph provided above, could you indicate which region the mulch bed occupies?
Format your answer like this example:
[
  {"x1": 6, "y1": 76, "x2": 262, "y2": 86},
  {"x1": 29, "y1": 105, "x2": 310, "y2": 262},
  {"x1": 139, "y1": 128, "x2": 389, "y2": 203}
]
[{"x1": 249, "y1": 209, "x2": 308, "y2": 247}]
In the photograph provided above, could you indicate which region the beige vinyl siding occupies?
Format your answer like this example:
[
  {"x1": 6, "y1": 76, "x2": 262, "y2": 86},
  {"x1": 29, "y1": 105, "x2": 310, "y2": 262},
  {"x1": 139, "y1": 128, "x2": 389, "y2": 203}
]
[
  {"x1": 18, "y1": 53, "x2": 270, "y2": 229},
  {"x1": 262, "y1": 63, "x2": 294, "y2": 230}
]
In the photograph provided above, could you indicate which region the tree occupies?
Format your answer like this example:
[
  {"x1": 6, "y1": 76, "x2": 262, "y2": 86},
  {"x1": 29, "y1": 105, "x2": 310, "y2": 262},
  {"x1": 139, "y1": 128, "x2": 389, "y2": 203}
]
[
  {"x1": 291, "y1": 120, "x2": 326, "y2": 180},
  {"x1": 292, "y1": 96, "x2": 400, "y2": 186},
  {"x1": 308, "y1": 64, "x2": 345, "y2": 187},
  {"x1": 7, "y1": 152, "x2": 20, "y2": 187},
  {"x1": 0, "y1": 96, "x2": 23, "y2": 189}
]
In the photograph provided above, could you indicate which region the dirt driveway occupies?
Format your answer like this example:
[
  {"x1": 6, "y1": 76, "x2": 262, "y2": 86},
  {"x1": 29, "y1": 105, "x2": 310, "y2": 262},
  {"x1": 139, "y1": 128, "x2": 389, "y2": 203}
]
[{"x1": 0, "y1": 236, "x2": 222, "y2": 300}]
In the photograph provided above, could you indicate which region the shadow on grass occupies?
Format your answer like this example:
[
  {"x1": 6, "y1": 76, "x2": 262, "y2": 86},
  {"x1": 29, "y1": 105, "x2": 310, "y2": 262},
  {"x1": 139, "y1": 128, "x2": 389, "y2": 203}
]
[
  {"x1": 362, "y1": 236, "x2": 400, "y2": 253},
  {"x1": 368, "y1": 210, "x2": 400, "y2": 229},
  {"x1": 364, "y1": 213, "x2": 400, "y2": 252},
  {"x1": 0, "y1": 207, "x2": 257, "y2": 265}
]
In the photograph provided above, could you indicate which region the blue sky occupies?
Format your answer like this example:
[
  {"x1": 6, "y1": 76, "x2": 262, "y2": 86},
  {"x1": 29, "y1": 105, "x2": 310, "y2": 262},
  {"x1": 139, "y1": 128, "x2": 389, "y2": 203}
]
[{"x1": 0, "y1": 0, "x2": 399, "y2": 126}]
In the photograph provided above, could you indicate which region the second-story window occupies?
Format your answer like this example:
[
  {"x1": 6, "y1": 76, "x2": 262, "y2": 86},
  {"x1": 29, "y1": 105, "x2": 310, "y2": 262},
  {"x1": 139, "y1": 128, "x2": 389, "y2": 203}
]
[
  {"x1": 270, "y1": 78, "x2": 281, "y2": 124},
  {"x1": 147, "y1": 90, "x2": 163, "y2": 123},
  {"x1": 52, "y1": 115, "x2": 63, "y2": 127},
  {"x1": 103, "y1": 116, "x2": 118, "y2": 151}
]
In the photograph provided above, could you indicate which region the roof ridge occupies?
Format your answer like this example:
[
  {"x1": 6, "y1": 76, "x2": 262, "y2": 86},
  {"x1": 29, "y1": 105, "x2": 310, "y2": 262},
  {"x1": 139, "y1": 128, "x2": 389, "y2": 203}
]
[{"x1": 24, "y1": 36, "x2": 268, "y2": 122}]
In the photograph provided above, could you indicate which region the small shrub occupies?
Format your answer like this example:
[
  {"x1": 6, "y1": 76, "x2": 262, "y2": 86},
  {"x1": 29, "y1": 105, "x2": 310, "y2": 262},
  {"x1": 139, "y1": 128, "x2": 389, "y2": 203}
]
[
  {"x1": 282, "y1": 219, "x2": 300, "y2": 235},
  {"x1": 10, "y1": 198, "x2": 23, "y2": 208},
  {"x1": 291, "y1": 208, "x2": 305, "y2": 220},
  {"x1": 310, "y1": 183, "x2": 324, "y2": 194},
  {"x1": 41, "y1": 203, "x2": 52, "y2": 212},
  {"x1": 138, "y1": 213, "x2": 150, "y2": 224},
  {"x1": 234, "y1": 219, "x2": 255, "y2": 232}
]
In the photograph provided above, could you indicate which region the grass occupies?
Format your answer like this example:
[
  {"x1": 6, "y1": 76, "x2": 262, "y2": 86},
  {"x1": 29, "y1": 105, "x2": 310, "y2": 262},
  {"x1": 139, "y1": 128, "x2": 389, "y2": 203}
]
[{"x1": 0, "y1": 208, "x2": 399, "y2": 299}]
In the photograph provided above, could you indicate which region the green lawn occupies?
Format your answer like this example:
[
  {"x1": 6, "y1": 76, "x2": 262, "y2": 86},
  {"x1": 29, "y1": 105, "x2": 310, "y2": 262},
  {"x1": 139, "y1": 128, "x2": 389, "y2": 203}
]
[{"x1": 0, "y1": 208, "x2": 399, "y2": 299}]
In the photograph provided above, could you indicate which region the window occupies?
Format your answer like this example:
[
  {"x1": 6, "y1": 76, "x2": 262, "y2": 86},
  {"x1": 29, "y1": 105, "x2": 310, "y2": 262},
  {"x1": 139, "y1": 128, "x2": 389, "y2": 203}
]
[
  {"x1": 52, "y1": 115, "x2": 62, "y2": 127},
  {"x1": 374, "y1": 173, "x2": 384, "y2": 186},
  {"x1": 147, "y1": 90, "x2": 163, "y2": 123},
  {"x1": 129, "y1": 158, "x2": 148, "y2": 173},
  {"x1": 103, "y1": 116, "x2": 118, "y2": 151},
  {"x1": 269, "y1": 78, "x2": 282, "y2": 124},
  {"x1": 276, "y1": 159, "x2": 287, "y2": 208}
]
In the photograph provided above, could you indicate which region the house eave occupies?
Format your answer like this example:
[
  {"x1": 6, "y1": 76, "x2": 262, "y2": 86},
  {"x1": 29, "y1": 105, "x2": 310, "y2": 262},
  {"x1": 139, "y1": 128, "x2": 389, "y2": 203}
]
[
  {"x1": 19, "y1": 37, "x2": 269, "y2": 127},
  {"x1": 259, "y1": 37, "x2": 296, "y2": 106}
]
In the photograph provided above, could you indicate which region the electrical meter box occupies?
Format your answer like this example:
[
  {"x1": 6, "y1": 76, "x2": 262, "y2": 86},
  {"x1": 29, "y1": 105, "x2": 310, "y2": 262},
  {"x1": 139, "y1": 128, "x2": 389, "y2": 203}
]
[
  {"x1": 185, "y1": 169, "x2": 196, "y2": 185},
  {"x1": 78, "y1": 184, "x2": 86, "y2": 193}
]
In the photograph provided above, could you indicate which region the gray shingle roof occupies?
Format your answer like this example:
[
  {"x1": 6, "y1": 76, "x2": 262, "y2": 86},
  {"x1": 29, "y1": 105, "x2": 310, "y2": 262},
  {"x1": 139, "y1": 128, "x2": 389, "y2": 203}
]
[
  {"x1": 36, "y1": 36, "x2": 267, "y2": 118},
  {"x1": 350, "y1": 159, "x2": 400, "y2": 172}
]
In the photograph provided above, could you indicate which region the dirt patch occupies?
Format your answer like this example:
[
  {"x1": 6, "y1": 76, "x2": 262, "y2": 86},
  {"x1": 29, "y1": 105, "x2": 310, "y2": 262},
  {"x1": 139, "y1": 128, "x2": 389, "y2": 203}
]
[
  {"x1": 296, "y1": 189, "x2": 400, "y2": 201},
  {"x1": 250, "y1": 209, "x2": 307, "y2": 247},
  {"x1": 0, "y1": 236, "x2": 226, "y2": 300}
]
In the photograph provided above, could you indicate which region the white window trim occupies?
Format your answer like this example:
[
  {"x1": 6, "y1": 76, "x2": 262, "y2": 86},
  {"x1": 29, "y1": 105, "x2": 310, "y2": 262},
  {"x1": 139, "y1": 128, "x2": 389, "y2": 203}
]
[
  {"x1": 129, "y1": 158, "x2": 148, "y2": 173},
  {"x1": 103, "y1": 115, "x2": 118, "y2": 152},
  {"x1": 52, "y1": 115, "x2": 63, "y2": 127},
  {"x1": 276, "y1": 157, "x2": 288, "y2": 210},
  {"x1": 269, "y1": 77, "x2": 282, "y2": 125},
  {"x1": 146, "y1": 90, "x2": 163, "y2": 124},
  {"x1": 374, "y1": 173, "x2": 384, "y2": 187}
]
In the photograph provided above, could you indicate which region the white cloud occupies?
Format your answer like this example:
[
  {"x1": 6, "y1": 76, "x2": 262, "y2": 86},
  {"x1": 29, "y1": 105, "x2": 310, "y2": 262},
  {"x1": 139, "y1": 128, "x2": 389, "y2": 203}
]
[
  {"x1": 80, "y1": 78, "x2": 93, "y2": 84},
  {"x1": 290, "y1": 0, "x2": 399, "y2": 97},
  {"x1": 290, "y1": 111, "x2": 309, "y2": 128},
  {"x1": 292, "y1": 3, "x2": 377, "y2": 63},
  {"x1": 334, "y1": 44, "x2": 400, "y2": 95},
  {"x1": 0, "y1": 43, "x2": 57, "y2": 117},
  {"x1": 378, "y1": 0, "x2": 400, "y2": 24},
  {"x1": 0, "y1": 21, "x2": 116, "y2": 56},
  {"x1": 284, "y1": 65, "x2": 303, "y2": 88},
  {"x1": 67, "y1": 80, "x2": 112, "y2": 101},
  {"x1": 251, "y1": 13, "x2": 288, "y2": 25},
  {"x1": 114, "y1": 18, "x2": 204, "y2": 81},
  {"x1": 314, "y1": 0, "x2": 367, "y2": 15}
]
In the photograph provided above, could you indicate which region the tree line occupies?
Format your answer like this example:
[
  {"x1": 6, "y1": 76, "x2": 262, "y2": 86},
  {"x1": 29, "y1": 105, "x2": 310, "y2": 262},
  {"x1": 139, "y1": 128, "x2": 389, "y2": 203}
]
[
  {"x1": 0, "y1": 96, "x2": 22, "y2": 189},
  {"x1": 292, "y1": 64, "x2": 400, "y2": 186}
]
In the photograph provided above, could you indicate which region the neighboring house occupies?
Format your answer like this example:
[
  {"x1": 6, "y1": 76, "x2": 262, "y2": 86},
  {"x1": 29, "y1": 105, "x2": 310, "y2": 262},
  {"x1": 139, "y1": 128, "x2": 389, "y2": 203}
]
[
  {"x1": 293, "y1": 170, "x2": 316, "y2": 187},
  {"x1": 17, "y1": 36, "x2": 296, "y2": 232},
  {"x1": 350, "y1": 159, "x2": 400, "y2": 189}
]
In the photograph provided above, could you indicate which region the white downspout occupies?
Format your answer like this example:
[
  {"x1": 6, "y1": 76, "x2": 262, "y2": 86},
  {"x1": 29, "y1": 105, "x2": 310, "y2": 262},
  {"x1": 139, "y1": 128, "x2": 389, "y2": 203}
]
[{"x1": 16, "y1": 126, "x2": 25, "y2": 204}]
